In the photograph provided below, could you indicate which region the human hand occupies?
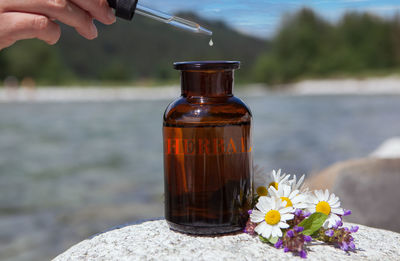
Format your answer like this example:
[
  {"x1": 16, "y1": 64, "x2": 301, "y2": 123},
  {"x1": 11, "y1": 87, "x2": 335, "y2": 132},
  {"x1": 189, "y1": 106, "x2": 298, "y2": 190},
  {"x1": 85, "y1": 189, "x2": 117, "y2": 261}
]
[{"x1": 0, "y1": 0, "x2": 116, "y2": 50}]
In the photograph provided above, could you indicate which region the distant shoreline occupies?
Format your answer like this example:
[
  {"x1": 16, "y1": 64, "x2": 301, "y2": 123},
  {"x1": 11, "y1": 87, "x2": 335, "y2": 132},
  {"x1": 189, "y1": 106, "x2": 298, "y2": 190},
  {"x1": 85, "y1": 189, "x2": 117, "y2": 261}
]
[
  {"x1": 1, "y1": 77, "x2": 400, "y2": 102},
  {"x1": 281, "y1": 76, "x2": 400, "y2": 95}
]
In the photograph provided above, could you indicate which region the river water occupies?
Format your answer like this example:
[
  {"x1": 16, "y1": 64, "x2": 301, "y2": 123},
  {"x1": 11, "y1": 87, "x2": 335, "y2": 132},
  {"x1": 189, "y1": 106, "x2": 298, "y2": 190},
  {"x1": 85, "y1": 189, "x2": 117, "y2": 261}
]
[{"x1": 1, "y1": 94, "x2": 400, "y2": 260}]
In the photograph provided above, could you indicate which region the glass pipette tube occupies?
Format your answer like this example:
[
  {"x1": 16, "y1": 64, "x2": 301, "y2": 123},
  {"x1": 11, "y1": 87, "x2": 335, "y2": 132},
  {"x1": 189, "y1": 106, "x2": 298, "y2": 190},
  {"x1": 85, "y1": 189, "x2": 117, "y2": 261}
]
[{"x1": 135, "y1": 4, "x2": 213, "y2": 36}]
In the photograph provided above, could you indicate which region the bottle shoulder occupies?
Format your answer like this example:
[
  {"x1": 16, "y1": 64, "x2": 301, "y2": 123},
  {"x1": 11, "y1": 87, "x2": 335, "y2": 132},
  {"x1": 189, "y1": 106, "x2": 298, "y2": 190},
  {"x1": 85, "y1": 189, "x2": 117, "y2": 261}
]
[{"x1": 163, "y1": 96, "x2": 252, "y2": 126}]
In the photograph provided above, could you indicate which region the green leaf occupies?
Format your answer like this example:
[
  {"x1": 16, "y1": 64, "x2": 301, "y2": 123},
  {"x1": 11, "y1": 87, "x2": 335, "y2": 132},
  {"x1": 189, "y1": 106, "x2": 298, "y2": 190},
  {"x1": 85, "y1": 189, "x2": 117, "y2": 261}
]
[
  {"x1": 298, "y1": 212, "x2": 328, "y2": 236},
  {"x1": 259, "y1": 235, "x2": 279, "y2": 244},
  {"x1": 268, "y1": 236, "x2": 279, "y2": 244},
  {"x1": 259, "y1": 235, "x2": 269, "y2": 243}
]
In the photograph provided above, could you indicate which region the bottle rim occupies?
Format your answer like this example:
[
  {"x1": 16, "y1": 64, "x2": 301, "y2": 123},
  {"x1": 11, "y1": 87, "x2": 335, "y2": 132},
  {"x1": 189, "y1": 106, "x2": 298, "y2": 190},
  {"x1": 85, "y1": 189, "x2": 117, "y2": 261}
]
[{"x1": 174, "y1": 61, "x2": 240, "y2": 71}]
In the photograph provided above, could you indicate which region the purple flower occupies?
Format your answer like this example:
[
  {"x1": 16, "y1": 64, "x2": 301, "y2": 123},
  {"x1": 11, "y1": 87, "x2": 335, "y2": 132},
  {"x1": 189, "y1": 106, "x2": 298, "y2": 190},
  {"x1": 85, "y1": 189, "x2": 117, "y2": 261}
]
[
  {"x1": 274, "y1": 239, "x2": 283, "y2": 249},
  {"x1": 244, "y1": 220, "x2": 257, "y2": 235},
  {"x1": 340, "y1": 242, "x2": 349, "y2": 251},
  {"x1": 299, "y1": 250, "x2": 307, "y2": 259},
  {"x1": 343, "y1": 209, "x2": 352, "y2": 216},
  {"x1": 325, "y1": 230, "x2": 334, "y2": 237},
  {"x1": 294, "y1": 226, "x2": 304, "y2": 233},
  {"x1": 303, "y1": 211, "x2": 311, "y2": 217},
  {"x1": 284, "y1": 247, "x2": 290, "y2": 253},
  {"x1": 320, "y1": 224, "x2": 358, "y2": 253},
  {"x1": 287, "y1": 230, "x2": 294, "y2": 238},
  {"x1": 294, "y1": 209, "x2": 303, "y2": 216},
  {"x1": 304, "y1": 235, "x2": 312, "y2": 242},
  {"x1": 350, "y1": 226, "x2": 359, "y2": 233},
  {"x1": 248, "y1": 209, "x2": 253, "y2": 215},
  {"x1": 333, "y1": 219, "x2": 343, "y2": 229}
]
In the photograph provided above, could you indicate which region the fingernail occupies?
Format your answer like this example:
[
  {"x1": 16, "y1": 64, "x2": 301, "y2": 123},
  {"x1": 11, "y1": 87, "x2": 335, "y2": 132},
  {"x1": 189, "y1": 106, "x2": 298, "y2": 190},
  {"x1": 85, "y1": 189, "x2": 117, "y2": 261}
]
[
  {"x1": 107, "y1": 8, "x2": 116, "y2": 23},
  {"x1": 90, "y1": 22, "x2": 98, "y2": 38}
]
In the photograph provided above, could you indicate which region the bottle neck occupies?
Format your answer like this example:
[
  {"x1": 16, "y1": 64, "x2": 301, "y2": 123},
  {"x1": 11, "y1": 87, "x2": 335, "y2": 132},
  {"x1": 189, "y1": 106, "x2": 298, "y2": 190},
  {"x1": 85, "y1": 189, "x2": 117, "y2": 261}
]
[{"x1": 180, "y1": 70, "x2": 234, "y2": 97}]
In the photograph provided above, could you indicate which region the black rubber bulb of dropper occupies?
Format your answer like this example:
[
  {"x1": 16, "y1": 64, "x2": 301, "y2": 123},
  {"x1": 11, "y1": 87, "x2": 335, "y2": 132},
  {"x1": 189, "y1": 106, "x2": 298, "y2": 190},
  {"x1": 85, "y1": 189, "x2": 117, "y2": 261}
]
[{"x1": 107, "y1": 0, "x2": 139, "y2": 20}]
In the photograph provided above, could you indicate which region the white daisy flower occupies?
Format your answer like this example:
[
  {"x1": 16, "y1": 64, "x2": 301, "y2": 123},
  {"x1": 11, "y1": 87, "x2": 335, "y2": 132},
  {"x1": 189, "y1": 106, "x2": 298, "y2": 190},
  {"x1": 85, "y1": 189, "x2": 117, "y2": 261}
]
[
  {"x1": 250, "y1": 196, "x2": 294, "y2": 238},
  {"x1": 289, "y1": 174, "x2": 306, "y2": 192},
  {"x1": 268, "y1": 183, "x2": 308, "y2": 210},
  {"x1": 256, "y1": 169, "x2": 290, "y2": 197},
  {"x1": 307, "y1": 189, "x2": 345, "y2": 229},
  {"x1": 270, "y1": 169, "x2": 290, "y2": 189},
  {"x1": 254, "y1": 165, "x2": 268, "y2": 196}
]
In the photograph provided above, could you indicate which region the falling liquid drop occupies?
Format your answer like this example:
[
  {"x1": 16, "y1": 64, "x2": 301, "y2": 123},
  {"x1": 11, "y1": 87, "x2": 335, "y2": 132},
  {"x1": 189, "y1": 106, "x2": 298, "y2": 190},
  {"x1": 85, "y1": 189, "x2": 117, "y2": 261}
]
[{"x1": 209, "y1": 38, "x2": 214, "y2": 47}]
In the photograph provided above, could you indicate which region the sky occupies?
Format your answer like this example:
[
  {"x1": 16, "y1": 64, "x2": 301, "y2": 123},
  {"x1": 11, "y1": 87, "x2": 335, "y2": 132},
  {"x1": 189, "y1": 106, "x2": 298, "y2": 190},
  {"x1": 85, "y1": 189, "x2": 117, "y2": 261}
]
[{"x1": 139, "y1": 0, "x2": 400, "y2": 38}]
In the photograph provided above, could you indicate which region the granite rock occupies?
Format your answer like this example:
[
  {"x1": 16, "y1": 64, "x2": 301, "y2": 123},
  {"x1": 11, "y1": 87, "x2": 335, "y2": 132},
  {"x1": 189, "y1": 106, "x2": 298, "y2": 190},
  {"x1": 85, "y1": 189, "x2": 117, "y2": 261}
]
[{"x1": 54, "y1": 220, "x2": 400, "y2": 261}]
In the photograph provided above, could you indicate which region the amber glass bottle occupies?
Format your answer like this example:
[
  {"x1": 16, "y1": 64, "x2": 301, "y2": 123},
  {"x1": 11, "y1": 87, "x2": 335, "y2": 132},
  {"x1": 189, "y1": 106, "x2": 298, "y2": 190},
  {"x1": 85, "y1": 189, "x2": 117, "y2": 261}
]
[{"x1": 163, "y1": 61, "x2": 253, "y2": 235}]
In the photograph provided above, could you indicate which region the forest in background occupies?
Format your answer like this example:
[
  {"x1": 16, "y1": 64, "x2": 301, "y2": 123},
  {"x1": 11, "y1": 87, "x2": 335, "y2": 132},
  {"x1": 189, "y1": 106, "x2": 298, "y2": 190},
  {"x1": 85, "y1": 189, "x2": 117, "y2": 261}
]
[{"x1": 0, "y1": 9, "x2": 400, "y2": 86}]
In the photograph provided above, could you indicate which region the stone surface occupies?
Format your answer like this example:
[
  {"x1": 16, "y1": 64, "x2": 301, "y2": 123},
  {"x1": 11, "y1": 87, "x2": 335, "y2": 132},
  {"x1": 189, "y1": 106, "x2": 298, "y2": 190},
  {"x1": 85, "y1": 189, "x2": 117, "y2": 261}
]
[
  {"x1": 305, "y1": 158, "x2": 400, "y2": 232},
  {"x1": 54, "y1": 220, "x2": 400, "y2": 261}
]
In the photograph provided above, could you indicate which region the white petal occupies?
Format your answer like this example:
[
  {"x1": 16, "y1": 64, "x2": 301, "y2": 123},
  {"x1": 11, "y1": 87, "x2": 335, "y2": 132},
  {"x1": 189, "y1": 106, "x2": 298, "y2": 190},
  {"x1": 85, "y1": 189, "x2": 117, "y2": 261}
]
[
  {"x1": 324, "y1": 189, "x2": 330, "y2": 201},
  {"x1": 280, "y1": 206, "x2": 294, "y2": 215},
  {"x1": 331, "y1": 207, "x2": 344, "y2": 215},
  {"x1": 328, "y1": 193, "x2": 336, "y2": 202},
  {"x1": 270, "y1": 197, "x2": 277, "y2": 209},
  {"x1": 283, "y1": 185, "x2": 291, "y2": 197},
  {"x1": 328, "y1": 195, "x2": 340, "y2": 206},
  {"x1": 315, "y1": 190, "x2": 324, "y2": 201},
  {"x1": 293, "y1": 202, "x2": 308, "y2": 209},
  {"x1": 311, "y1": 196, "x2": 319, "y2": 204},
  {"x1": 272, "y1": 225, "x2": 282, "y2": 237},
  {"x1": 330, "y1": 202, "x2": 341, "y2": 209},
  {"x1": 307, "y1": 206, "x2": 316, "y2": 214},
  {"x1": 281, "y1": 213, "x2": 294, "y2": 221},
  {"x1": 255, "y1": 222, "x2": 271, "y2": 238},
  {"x1": 296, "y1": 175, "x2": 305, "y2": 190},
  {"x1": 250, "y1": 210, "x2": 265, "y2": 223},
  {"x1": 275, "y1": 197, "x2": 284, "y2": 208},
  {"x1": 272, "y1": 170, "x2": 278, "y2": 181},
  {"x1": 268, "y1": 187, "x2": 279, "y2": 198},
  {"x1": 278, "y1": 221, "x2": 289, "y2": 229},
  {"x1": 280, "y1": 175, "x2": 290, "y2": 185},
  {"x1": 291, "y1": 175, "x2": 297, "y2": 185},
  {"x1": 324, "y1": 213, "x2": 341, "y2": 228},
  {"x1": 331, "y1": 196, "x2": 340, "y2": 205},
  {"x1": 256, "y1": 197, "x2": 271, "y2": 213},
  {"x1": 291, "y1": 194, "x2": 307, "y2": 203},
  {"x1": 289, "y1": 189, "x2": 300, "y2": 199}
]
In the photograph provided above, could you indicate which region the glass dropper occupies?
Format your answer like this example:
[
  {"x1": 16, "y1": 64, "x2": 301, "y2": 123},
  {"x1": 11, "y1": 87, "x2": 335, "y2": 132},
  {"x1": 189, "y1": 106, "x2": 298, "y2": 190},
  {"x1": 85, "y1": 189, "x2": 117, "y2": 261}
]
[
  {"x1": 107, "y1": 0, "x2": 212, "y2": 36},
  {"x1": 136, "y1": 4, "x2": 212, "y2": 36}
]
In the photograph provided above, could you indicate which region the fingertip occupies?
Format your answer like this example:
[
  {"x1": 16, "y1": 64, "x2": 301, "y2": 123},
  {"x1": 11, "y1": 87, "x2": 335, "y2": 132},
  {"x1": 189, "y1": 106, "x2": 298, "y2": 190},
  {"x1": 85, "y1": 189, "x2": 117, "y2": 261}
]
[
  {"x1": 76, "y1": 19, "x2": 98, "y2": 40},
  {"x1": 87, "y1": 22, "x2": 98, "y2": 39},
  {"x1": 46, "y1": 35, "x2": 60, "y2": 45},
  {"x1": 105, "y1": 8, "x2": 116, "y2": 25},
  {"x1": 41, "y1": 21, "x2": 61, "y2": 45}
]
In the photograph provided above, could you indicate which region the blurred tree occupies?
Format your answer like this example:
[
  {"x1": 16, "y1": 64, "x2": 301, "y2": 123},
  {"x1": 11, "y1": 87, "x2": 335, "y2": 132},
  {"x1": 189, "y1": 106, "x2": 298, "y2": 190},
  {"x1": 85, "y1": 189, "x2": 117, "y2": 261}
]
[
  {"x1": 56, "y1": 13, "x2": 267, "y2": 84},
  {"x1": 253, "y1": 8, "x2": 332, "y2": 85},
  {"x1": 335, "y1": 12, "x2": 395, "y2": 71},
  {"x1": 253, "y1": 8, "x2": 400, "y2": 85},
  {"x1": 100, "y1": 61, "x2": 131, "y2": 82},
  {"x1": 391, "y1": 14, "x2": 400, "y2": 66},
  {"x1": 0, "y1": 52, "x2": 6, "y2": 81},
  {"x1": 2, "y1": 40, "x2": 74, "y2": 85}
]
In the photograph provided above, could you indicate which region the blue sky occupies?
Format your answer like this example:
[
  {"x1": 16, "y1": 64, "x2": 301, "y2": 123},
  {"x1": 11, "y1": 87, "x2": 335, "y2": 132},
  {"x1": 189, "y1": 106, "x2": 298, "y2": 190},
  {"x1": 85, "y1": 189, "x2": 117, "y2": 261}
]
[{"x1": 139, "y1": 0, "x2": 400, "y2": 38}]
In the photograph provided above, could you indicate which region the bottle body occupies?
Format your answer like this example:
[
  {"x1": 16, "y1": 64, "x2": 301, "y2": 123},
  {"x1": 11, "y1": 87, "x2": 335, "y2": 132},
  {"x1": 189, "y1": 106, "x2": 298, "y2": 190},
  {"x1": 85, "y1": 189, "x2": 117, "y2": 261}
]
[{"x1": 163, "y1": 61, "x2": 253, "y2": 234}]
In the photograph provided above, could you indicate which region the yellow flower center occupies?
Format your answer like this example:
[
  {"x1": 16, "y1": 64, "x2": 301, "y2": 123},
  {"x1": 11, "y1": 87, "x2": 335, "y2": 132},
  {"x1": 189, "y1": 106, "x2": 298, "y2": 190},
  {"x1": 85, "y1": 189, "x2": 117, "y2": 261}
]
[
  {"x1": 256, "y1": 186, "x2": 268, "y2": 196},
  {"x1": 265, "y1": 210, "x2": 281, "y2": 225},
  {"x1": 280, "y1": 197, "x2": 293, "y2": 207},
  {"x1": 269, "y1": 181, "x2": 278, "y2": 190},
  {"x1": 316, "y1": 201, "x2": 331, "y2": 215}
]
